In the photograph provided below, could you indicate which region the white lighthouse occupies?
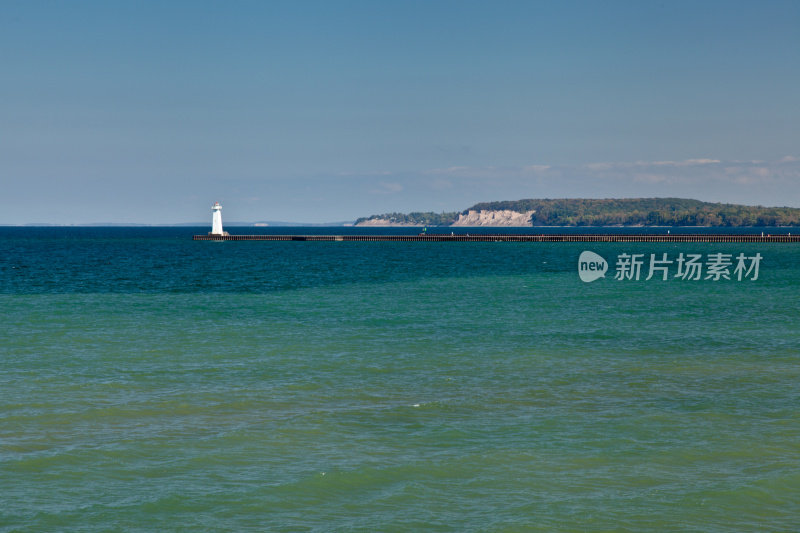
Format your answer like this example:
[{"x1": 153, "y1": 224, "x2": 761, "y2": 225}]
[{"x1": 209, "y1": 202, "x2": 228, "y2": 236}]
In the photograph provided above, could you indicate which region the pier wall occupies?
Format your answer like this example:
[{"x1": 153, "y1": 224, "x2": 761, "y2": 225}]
[{"x1": 194, "y1": 234, "x2": 800, "y2": 243}]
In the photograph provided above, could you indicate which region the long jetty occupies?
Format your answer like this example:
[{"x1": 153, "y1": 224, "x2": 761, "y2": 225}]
[{"x1": 194, "y1": 233, "x2": 800, "y2": 243}]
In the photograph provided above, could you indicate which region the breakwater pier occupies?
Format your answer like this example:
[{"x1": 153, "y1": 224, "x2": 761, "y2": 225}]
[{"x1": 194, "y1": 233, "x2": 800, "y2": 243}]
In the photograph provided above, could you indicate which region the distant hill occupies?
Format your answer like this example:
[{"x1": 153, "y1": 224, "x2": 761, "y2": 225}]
[{"x1": 355, "y1": 198, "x2": 800, "y2": 227}]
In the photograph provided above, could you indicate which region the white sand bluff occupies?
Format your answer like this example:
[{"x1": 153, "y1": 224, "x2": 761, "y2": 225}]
[
  {"x1": 209, "y1": 202, "x2": 229, "y2": 236},
  {"x1": 451, "y1": 209, "x2": 536, "y2": 226}
]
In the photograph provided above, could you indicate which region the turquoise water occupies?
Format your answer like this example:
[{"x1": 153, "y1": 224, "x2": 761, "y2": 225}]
[{"x1": 2, "y1": 228, "x2": 799, "y2": 531}]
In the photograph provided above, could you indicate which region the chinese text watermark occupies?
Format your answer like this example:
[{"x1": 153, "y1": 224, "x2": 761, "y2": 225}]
[{"x1": 579, "y1": 251, "x2": 762, "y2": 283}]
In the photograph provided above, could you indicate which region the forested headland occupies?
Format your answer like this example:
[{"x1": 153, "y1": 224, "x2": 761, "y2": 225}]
[{"x1": 355, "y1": 198, "x2": 800, "y2": 226}]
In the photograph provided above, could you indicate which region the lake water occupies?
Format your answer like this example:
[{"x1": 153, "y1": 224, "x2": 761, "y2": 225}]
[{"x1": 2, "y1": 227, "x2": 799, "y2": 531}]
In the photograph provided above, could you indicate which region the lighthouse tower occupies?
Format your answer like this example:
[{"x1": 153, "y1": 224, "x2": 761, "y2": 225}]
[{"x1": 209, "y1": 202, "x2": 228, "y2": 236}]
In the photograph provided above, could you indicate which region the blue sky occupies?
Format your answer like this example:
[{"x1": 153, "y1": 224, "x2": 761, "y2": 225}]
[{"x1": 1, "y1": 1, "x2": 798, "y2": 224}]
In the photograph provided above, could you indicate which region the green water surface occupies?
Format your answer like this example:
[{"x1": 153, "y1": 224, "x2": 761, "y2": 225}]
[{"x1": 1, "y1": 231, "x2": 799, "y2": 531}]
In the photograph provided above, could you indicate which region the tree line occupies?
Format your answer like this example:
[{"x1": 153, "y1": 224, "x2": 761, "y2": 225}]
[{"x1": 356, "y1": 198, "x2": 800, "y2": 226}]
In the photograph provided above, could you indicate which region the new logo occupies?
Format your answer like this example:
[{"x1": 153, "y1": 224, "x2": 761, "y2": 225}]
[{"x1": 578, "y1": 251, "x2": 608, "y2": 282}]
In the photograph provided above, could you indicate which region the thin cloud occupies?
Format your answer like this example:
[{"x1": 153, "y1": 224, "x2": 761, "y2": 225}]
[
  {"x1": 651, "y1": 158, "x2": 720, "y2": 167},
  {"x1": 424, "y1": 164, "x2": 551, "y2": 178},
  {"x1": 522, "y1": 165, "x2": 551, "y2": 173},
  {"x1": 424, "y1": 166, "x2": 472, "y2": 176},
  {"x1": 632, "y1": 173, "x2": 670, "y2": 184},
  {"x1": 428, "y1": 178, "x2": 454, "y2": 191},
  {"x1": 585, "y1": 158, "x2": 721, "y2": 170},
  {"x1": 418, "y1": 157, "x2": 800, "y2": 201},
  {"x1": 370, "y1": 181, "x2": 404, "y2": 194},
  {"x1": 337, "y1": 170, "x2": 393, "y2": 177}
]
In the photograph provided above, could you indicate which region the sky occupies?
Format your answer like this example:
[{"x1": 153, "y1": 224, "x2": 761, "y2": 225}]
[{"x1": 1, "y1": 0, "x2": 799, "y2": 224}]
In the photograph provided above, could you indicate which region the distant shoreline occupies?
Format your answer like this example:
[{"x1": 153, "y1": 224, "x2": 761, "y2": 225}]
[
  {"x1": 356, "y1": 198, "x2": 800, "y2": 227},
  {"x1": 4, "y1": 224, "x2": 800, "y2": 229}
]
